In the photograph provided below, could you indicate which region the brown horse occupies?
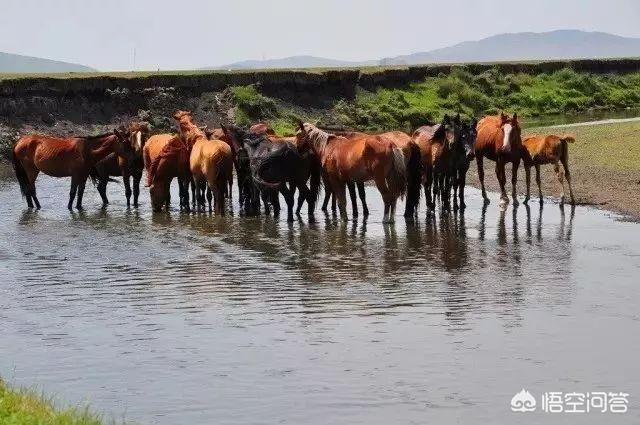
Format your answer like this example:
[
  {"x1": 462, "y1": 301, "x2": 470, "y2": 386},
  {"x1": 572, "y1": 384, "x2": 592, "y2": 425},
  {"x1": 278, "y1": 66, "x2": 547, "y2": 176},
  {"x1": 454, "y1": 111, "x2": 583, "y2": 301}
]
[
  {"x1": 522, "y1": 134, "x2": 575, "y2": 205},
  {"x1": 12, "y1": 128, "x2": 132, "y2": 210},
  {"x1": 412, "y1": 118, "x2": 450, "y2": 211},
  {"x1": 94, "y1": 121, "x2": 151, "y2": 208},
  {"x1": 297, "y1": 122, "x2": 406, "y2": 223},
  {"x1": 143, "y1": 133, "x2": 191, "y2": 212},
  {"x1": 475, "y1": 113, "x2": 523, "y2": 206},
  {"x1": 329, "y1": 129, "x2": 421, "y2": 218},
  {"x1": 174, "y1": 111, "x2": 233, "y2": 213}
]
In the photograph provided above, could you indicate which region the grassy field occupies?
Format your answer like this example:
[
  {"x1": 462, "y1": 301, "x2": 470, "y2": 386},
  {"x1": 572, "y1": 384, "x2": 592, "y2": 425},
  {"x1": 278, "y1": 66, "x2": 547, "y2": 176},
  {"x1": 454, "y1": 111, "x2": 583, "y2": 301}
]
[
  {"x1": 0, "y1": 379, "x2": 108, "y2": 425},
  {"x1": 226, "y1": 68, "x2": 640, "y2": 134}
]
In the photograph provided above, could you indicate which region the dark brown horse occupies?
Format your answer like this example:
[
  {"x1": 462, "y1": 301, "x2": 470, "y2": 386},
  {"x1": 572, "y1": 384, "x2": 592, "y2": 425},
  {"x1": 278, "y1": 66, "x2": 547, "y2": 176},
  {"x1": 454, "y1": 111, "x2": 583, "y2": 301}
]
[
  {"x1": 475, "y1": 113, "x2": 523, "y2": 206},
  {"x1": 412, "y1": 117, "x2": 450, "y2": 211},
  {"x1": 297, "y1": 123, "x2": 406, "y2": 223},
  {"x1": 93, "y1": 121, "x2": 151, "y2": 208},
  {"x1": 12, "y1": 128, "x2": 132, "y2": 210}
]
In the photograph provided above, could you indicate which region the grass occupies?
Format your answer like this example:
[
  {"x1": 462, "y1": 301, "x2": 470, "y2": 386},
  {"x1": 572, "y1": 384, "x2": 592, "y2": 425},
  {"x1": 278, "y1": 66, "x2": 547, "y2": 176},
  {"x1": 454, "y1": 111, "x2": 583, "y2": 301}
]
[
  {"x1": 0, "y1": 379, "x2": 109, "y2": 425},
  {"x1": 224, "y1": 67, "x2": 640, "y2": 133},
  {"x1": 528, "y1": 119, "x2": 640, "y2": 173}
]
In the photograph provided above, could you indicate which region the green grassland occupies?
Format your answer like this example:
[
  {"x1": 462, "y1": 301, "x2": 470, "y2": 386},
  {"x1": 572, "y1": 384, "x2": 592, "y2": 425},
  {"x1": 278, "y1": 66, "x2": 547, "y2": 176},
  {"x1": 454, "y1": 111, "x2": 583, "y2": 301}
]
[
  {"x1": 229, "y1": 68, "x2": 640, "y2": 133},
  {"x1": 0, "y1": 379, "x2": 112, "y2": 425}
]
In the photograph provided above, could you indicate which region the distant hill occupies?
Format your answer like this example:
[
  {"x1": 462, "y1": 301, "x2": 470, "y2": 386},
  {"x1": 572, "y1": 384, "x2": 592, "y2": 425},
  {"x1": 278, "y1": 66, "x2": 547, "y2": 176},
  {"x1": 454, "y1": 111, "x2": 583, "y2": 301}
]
[
  {"x1": 212, "y1": 55, "x2": 377, "y2": 70},
  {"x1": 381, "y1": 30, "x2": 640, "y2": 65},
  {"x1": 209, "y1": 30, "x2": 640, "y2": 70},
  {"x1": 0, "y1": 51, "x2": 95, "y2": 73}
]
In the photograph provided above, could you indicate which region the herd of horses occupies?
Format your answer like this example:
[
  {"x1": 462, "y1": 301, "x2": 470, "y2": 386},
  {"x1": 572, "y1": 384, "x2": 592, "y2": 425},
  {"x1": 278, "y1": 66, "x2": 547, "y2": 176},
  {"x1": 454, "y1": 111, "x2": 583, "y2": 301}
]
[{"x1": 11, "y1": 110, "x2": 576, "y2": 222}]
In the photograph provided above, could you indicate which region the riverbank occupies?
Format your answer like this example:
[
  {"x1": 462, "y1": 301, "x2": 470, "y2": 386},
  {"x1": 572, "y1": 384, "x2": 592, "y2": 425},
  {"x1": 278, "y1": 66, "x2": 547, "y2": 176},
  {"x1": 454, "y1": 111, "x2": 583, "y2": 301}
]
[
  {"x1": 2, "y1": 58, "x2": 640, "y2": 157},
  {"x1": 0, "y1": 379, "x2": 106, "y2": 425},
  {"x1": 465, "y1": 119, "x2": 640, "y2": 219}
]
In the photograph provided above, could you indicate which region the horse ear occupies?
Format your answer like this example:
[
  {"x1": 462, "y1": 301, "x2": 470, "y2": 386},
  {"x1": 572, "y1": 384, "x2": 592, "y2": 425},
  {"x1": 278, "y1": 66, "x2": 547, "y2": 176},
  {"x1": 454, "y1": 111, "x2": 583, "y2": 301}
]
[
  {"x1": 454, "y1": 113, "x2": 461, "y2": 124},
  {"x1": 297, "y1": 119, "x2": 305, "y2": 131},
  {"x1": 512, "y1": 113, "x2": 518, "y2": 124}
]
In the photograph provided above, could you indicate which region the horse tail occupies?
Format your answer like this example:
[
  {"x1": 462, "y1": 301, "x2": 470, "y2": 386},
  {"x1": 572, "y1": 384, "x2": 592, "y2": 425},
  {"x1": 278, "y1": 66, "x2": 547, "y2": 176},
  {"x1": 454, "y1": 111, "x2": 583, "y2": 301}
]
[
  {"x1": 559, "y1": 134, "x2": 575, "y2": 165},
  {"x1": 11, "y1": 149, "x2": 30, "y2": 198},
  {"x1": 387, "y1": 146, "x2": 407, "y2": 200},
  {"x1": 405, "y1": 142, "x2": 422, "y2": 212}
]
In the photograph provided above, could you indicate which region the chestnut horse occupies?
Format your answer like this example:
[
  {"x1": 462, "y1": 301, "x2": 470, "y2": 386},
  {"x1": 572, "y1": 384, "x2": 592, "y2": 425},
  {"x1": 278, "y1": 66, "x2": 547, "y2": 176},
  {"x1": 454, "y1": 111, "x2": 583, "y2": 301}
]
[
  {"x1": 12, "y1": 128, "x2": 131, "y2": 210},
  {"x1": 94, "y1": 121, "x2": 151, "y2": 208},
  {"x1": 143, "y1": 133, "x2": 191, "y2": 212},
  {"x1": 174, "y1": 111, "x2": 233, "y2": 214},
  {"x1": 412, "y1": 117, "x2": 450, "y2": 211},
  {"x1": 475, "y1": 113, "x2": 523, "y2": 206},
  {"x1": 522, "y1": 134, "x2": 575, "y2": 205},
  {"x1": 328, "y1": 129, "x2": 421, "y2": 218},
  {"x1": 297, "y1": 122, "x2": 406, "y2": 223}
]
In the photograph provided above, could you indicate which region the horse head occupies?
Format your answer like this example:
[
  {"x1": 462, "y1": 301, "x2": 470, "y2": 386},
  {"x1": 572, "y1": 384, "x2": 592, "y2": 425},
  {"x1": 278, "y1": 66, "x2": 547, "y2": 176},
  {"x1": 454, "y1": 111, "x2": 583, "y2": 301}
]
[
  {"x1": 500, "y1": 113, "x2": 521, "y2": 154},
  {"x1": 127, "y1": 121, "x2": 151, "y2": 155},
  {"x1": 111, "y1": 126, "x2": 136, "y2": 160},
  {"x1": 460, "y1": 119, "x2": 478, "y2": 161}
]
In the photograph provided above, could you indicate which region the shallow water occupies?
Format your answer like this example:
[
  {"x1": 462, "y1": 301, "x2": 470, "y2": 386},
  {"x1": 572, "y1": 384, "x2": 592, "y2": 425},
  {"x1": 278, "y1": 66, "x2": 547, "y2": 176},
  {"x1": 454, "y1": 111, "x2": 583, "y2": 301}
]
[{"x1": 0, "y1": 174, "x2": 639, "y2": 425}]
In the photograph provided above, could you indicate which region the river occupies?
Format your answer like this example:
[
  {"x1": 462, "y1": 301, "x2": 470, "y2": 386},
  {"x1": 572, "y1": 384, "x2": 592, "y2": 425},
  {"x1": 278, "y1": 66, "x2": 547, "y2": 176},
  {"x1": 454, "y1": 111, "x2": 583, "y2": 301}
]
[{"x1": 0, "y1": 170, "x2": 638, "y2": 424}]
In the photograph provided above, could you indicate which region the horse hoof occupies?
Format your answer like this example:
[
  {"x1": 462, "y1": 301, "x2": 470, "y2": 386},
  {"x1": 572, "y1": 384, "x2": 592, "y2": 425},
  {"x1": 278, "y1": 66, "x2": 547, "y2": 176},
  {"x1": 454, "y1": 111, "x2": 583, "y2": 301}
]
[{"x1": 513, "y1": 199, "x2": 519, "y2": 206}]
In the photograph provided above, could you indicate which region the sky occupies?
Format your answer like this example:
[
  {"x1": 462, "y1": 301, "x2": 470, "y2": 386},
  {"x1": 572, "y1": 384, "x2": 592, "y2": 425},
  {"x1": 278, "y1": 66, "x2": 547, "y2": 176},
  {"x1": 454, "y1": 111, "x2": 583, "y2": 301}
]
[{"x1": 1, "y1": 0, "x2": 639, "y2": 71}]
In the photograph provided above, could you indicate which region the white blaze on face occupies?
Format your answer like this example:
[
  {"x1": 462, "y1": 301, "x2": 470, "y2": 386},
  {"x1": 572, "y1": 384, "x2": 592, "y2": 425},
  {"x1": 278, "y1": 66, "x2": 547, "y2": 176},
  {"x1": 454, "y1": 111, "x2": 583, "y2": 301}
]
[
  {"x1": 134, "y1": 131, "x2": 142, "y2": 152},
  {"x1": 502, "y1": 123, "x2": 513, "y2": 152}
]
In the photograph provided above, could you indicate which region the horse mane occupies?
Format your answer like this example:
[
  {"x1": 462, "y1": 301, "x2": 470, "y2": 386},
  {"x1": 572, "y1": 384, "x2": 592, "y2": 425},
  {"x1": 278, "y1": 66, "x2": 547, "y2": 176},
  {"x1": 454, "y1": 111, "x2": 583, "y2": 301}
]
[
  {"x1": 147, "y1": 137, "x2": 188, "y2": 187},
  {"x1": 304, "y1": 124, "x2": 335, "y2": 152}
]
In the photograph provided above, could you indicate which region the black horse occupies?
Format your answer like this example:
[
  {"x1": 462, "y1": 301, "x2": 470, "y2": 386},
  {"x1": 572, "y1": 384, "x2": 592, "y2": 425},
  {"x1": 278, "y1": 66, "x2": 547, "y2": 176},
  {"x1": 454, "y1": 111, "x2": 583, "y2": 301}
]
[
  {"x1": 223, "y1": 125, "x2": 319, "y2": 222},
  {"x1": 449, "y1": 116, "x2": 477, "y2": 210}
]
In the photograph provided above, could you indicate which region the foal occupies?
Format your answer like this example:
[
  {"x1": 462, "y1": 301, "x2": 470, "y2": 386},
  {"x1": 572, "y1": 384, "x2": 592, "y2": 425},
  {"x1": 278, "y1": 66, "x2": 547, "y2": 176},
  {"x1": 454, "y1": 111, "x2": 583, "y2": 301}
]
[{"x1": 522, "y1": 134, "x2": 576, "y2": 205}]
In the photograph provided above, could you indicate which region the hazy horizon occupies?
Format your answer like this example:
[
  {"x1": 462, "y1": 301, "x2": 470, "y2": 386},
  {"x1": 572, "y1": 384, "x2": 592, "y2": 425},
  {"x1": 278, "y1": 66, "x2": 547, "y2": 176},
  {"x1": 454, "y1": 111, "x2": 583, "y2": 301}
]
[{"x1": 1, "y1": 0, "x2": 639, "y2": 71}]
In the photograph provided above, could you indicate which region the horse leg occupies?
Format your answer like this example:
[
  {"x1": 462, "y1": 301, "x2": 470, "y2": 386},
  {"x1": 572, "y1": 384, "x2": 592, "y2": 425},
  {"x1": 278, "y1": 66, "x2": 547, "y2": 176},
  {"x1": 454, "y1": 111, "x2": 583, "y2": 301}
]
[
  {"x1": 262, "y1": 190, "x2": 271, "y2": 215},
  {"x1": 496, "y1": 160, "x2": 508, "y2": 206},
  {"x1": 459, "y1": 166, "x2": 468, "y2": 210},
  {"x1": 297, "y1": 183, "x2": 315, "y2": 219},
  {"x1": 132, "y1": 173, "x2": 141, "y2": 208},
  {"x1": 75, "y1": 178, "x2": 87, "y2": 210},
  {"x1": 375, "y1": 177, "x2": 393, "y2": 223},
  {"x1": 425, "y1": 165, "x2": 433, "y2": 210},
  {"x1": 523, "y1": 164, "x2": 531, "y2": 205},
  {"x1": 274, "y1": 191, "x2": 282, "y2": 216},
  {"x1": 561, "y1": 156, "x2": 575, "y2": 205},
  {"x1": 554, "y1": 161, "x2": 566, "y2": 205},
  {"x1": 123, "y1": 172, "x2": 132, "y2": 208},
  {"x1": 332, "y1": 181, "x2": 348, "y2": 221},
  {"x1": 535, "y1": 164, "x2": 543, "y2": 205},
  {"x1": 280, "y1": 185, "x2": 295, "y2": 222},
  {"x1": 476, "y1": 156, "x2": 489, "y2": 203},
  {"x1": 452, "y1": 171, "x2": 459, "y2": 211},
  {"x1": 207, "y1": 186, "x2": 213, "y2": 213},
  {"x1": 511, "y1": 158, "x2": 520, "y2": 206},
  {"x1": 347, "y1": 182, "x2": 358, "y2": 218},
  {"x1": 97, "y1": 178, "x2": 109, "y2": 207},
  {"x1": 68, "y1": 178, "x2": 79, "y2": 210},
  {"x1": 357, "y1": 183, "x2": 369, "y2": 217}
]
